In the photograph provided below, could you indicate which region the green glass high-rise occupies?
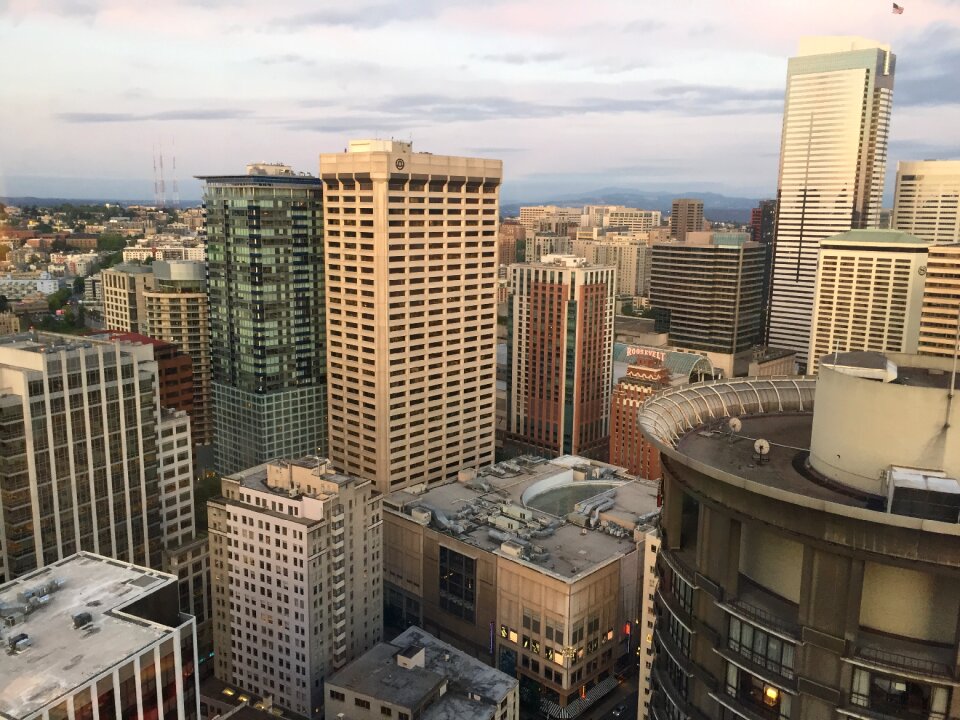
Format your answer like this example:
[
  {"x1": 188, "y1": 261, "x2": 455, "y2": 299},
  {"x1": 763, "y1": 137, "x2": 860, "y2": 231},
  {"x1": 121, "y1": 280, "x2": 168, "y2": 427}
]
[{"x1": 198, "y1": 164, "x2": 326, "y2": 474}]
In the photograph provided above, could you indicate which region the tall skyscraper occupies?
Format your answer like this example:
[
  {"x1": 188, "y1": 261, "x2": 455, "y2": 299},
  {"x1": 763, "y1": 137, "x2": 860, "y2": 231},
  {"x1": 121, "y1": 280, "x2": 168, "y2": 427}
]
[
  {"x1": 893, "y1": 160, "x2": 960, "y2": 242},
  {"x1": 320, "y1": 140, "x2": 501, "y2": 492},
  {"x1": 101, "y1": 263, "x2": 154, "y2": 334},
  {"x1": 143, "y1": 260, "x2": 213, "y2": 446},
  {"x1": 767, "y1": 37, "x2": 895, "y2": 370},
  {"x1": 919, "y1": 243, "x2": 960, "y2": 359},
  {"x1": 507, "y1": 255, "x2": 615, "y2": 458},
  {"x1": 808, "y1": 229, "x2": 927, "y2": 372},
  {"x1": 609, "y1": 354, "x2": 670, "y2": 479},
  {"x1": 650, "y1": 233, "x2": 765, "y2": 375},
  {"x1": 208, "y1": 456, "x2": 382, "y2": 718},
  {"x1": 199, "y1": 163, "x2": 327, "y2": 475},
  {"x1": 0, "y1": 333, "x2": 164, "y2": 581},
  {"x1": 669, "y1": 198, "x2": 704, "y2": 242}
]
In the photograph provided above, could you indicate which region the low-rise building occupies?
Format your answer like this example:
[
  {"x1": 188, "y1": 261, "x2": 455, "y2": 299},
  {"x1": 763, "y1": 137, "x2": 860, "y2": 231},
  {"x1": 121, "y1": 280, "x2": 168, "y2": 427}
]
[
  {"x1": 0, "y1": 310, "x2": 20, "y2": 335},
  {"x1": 325, "y1": 626, "x2": 519, "y2": 720},
  {"x1": 0, "y1": 552, "x2": 199, "y2": 720}
]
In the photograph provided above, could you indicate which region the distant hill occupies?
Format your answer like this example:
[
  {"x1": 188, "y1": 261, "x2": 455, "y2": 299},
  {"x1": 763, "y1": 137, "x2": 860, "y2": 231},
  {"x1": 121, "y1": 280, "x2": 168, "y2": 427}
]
[{"x1": 500, "y1": 187, "x2": 763, "y2": 224}]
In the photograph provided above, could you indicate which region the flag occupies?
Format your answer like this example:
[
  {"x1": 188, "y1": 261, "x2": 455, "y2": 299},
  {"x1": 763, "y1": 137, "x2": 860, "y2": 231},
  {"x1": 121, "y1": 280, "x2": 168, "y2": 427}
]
[{"x1": 892, "y1": 2, "x2": 904, "y2": 13}]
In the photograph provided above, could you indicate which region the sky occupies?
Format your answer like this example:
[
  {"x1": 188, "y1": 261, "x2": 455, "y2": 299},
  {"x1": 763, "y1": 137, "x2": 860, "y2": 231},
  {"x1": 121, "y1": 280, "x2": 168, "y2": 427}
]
[{"x1": 1, "y1": 0, "x2": 959, "y2": 204}]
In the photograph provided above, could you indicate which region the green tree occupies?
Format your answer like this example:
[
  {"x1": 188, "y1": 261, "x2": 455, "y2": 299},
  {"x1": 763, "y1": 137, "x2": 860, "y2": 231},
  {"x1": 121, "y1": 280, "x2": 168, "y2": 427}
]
[
  {"x1": 47, "y1": 288, "x2": 72, "y2": 312},
  {"x1": 97, "y1": 233, "x2": 127, "y2": 252},
  {"x1": 0, "y1": 295, "x2": 9, "y2": 313},
  {"x1": 73, "y1": 277, "x2": 85, "y2": 295}
]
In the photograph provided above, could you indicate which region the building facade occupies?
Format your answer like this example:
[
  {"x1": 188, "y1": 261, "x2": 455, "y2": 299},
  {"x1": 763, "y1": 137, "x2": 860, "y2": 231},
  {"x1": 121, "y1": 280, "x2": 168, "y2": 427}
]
[
  {"x1": 638, "y1": 354, "x2": 960, "y2": 720},
  {"x1": 101, "y1": 263, "x2": 155, "y2": 334},
  {"x1": 808, "y1": 229, "x2": 927, "y2": 371},
  {"x1": 507, "y1": 255, "x2": 615, "y2": 459},
  {"x1": 573, "y1": 230, "x2": 652, "y2": 297},
  {"x1": 650, "y1": 234, "x2": 765, "y2": 356},
  {"x1": 320, "y1": 140, "x2": 501, "y2": 492},
  {"x1": 142, "y1": 260, "x2": 213, "y2": 446},
  {"x1": 767, "y1": 37, "x2": 895, "y2": 370},
  {"x1": 669, "y1": 199, "x2": 704, "y2": 242},
  {"x1": 208, "y1": 457, "x2": 382, "y2": 719},
  {"x1": 892, "y1": 160, "x2": 960, "y2": 242},
  {"x1": 382, "y1": 456, "x2": 659, "y2": 717},
  {"x1": 499, "y1": 221, "x2": 525, "y2": 267},
  {"x1": 750, "y1": 200, "x2": 777, "y2": 245},
  {"x1": 0, "y1": 552, "x2": 200, "y2": 720},
  {"x1": 0, "y1": 333, "x2": 164, "y2": 582},
  {"x1": 519, "y1": 206, "x2": 582, "y2": 235},
  {"x1": 919, "y1": 243, "x2": 960, "y2": 359},
  {"x1": 609, "y1": 355, "x2": 670, "y2": 480},
  {"x1": 200, "y1": 164, "x2": 327, "y2": 474}
]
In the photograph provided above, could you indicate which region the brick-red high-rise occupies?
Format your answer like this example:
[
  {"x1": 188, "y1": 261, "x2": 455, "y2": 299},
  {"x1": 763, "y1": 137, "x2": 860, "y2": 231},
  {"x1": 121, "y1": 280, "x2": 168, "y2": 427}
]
[
  {"x1": 609, "y1": 354, "x2": 670, "y2": 479},
  {"x1": 507, "y1": 255, "x2": 615, "y2": 459}
]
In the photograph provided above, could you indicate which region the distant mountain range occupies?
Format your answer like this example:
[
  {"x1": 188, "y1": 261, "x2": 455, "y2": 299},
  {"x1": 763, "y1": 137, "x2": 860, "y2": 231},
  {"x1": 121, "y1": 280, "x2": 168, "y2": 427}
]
[{"x1": 500, "y1": 187, "x2": 764, "y2": 224}]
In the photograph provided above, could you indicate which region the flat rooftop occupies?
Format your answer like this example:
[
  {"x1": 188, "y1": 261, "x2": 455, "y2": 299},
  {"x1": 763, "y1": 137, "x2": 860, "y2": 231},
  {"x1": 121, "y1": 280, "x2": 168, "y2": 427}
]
[
  {"x1": 329, "y1": 626, "x2": 516, "y2": 720},
  {"x1": 384, "y1": 456, "x2": 660, "y2": 581},
  {"x1": 0, "y1": 553, "x2": 181, "y2": 720},
  {"x1": 677, "y1": 414, "x2": 870, "y2": 508}
]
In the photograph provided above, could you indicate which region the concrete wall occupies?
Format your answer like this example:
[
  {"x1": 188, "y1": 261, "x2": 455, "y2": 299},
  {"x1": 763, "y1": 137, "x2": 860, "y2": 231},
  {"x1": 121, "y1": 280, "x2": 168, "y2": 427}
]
[
  {"x1": 860, "y1": 561, "x2": 960, "y2": 642},
  {"x1": 810, "y1": 360, "x2": 960, "y2": 493},
  {"x1": 739, "y1": 524, "x2": 803, "y2": 603}
]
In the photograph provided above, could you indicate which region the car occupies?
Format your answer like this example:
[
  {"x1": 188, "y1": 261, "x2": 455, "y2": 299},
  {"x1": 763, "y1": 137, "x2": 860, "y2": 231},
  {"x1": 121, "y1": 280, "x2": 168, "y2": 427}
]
[{"x1": 612, "y1": 705, "x2": 627, "y2": 718}]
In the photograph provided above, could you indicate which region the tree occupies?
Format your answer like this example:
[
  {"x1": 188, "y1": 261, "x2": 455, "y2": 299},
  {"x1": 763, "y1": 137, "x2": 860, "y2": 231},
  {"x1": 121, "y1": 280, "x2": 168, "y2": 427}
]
[
  {"x1": 73, "y1": 277, "x2": 85, "y2": 295},
  {"x1": 0, "y1": 294, "x2": 9, "y2": 313},
  {"x1": 97, "y1": 233, "x2": 127, "y2": 252},
  {"x1": 47, "y1": 287, "x2": 72, "y2": 312},
  {"x1": 35, "y1": 222, "x2": 54, "y2": 233}
]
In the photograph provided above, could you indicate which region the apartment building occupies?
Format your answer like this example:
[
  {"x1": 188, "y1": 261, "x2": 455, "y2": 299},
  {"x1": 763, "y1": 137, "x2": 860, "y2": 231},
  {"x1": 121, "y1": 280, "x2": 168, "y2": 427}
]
[
  {"x1": 208, "y1": 457, "x2": 382, "y2": 719},
  {"x1": 498, "y1": 221, "x2": 525, "y2": 266},
  {"x1": 101, "y1": 263, "x2": 154, "y2": 334},
  {"x1": 573, "y1": 229, "x2": 652, "y2": 297},
  {"x1": 523, "y1": 233, "x2": 573, "y2": 263},
  {"x1": 320, "y1": 140, "x2": 500, "y2": 492},
  {"x1": 0, "y1": 552, "x2": 200, "y2": 720},
  {"x1": 507, "y1": 255, "x2": 615, "y2": 459},
  {"x1": 518, "y1": 206, "x2": 581, "y2": 235},
  {"x1": 609, "y1": 355, "x2": 670, "y2": 480},
  {"x1": 809, "y1": 229, "x2": 927, "y2": 371},
  {"x1": 893, "y1": 160, "x2": 960, "y2": 242},
  {"x1": 581, "y1": 206, "x2": 661, "y2": 234}
]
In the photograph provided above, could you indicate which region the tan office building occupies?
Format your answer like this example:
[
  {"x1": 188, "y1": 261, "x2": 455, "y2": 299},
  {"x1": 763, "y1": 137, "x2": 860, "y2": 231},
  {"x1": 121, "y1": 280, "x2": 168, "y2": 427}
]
[
  {"x1": 893, "y1": 160, "x2": 960, "y2": 242},
  {"x1": 573, "y1": 230, "x2": 652, "y2": 297},
  {"x1": 669, "y1": 199, "x2": 704, "y2": 242},
  {"x1": 320, "y1": 140, "x2": 501, "y2": 493},
  {"x1": 809, "y1": 229, "x2": 927, "y2": 372},
  {"x1": 208, "y1": 457, "x2": 382, "y2": 719},
  {"x1": 519, "y1": 206, "x2": 581, "y2": 235},
  {"x1": 919, "y1": 243, "x2": 960, "y2": 358}
]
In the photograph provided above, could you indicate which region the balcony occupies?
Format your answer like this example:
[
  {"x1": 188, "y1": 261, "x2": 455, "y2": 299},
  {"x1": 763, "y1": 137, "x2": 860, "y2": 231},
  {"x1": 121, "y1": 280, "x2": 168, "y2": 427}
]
[
  {"x1": 848, "y1": 629, "x2": 956, "y2": 683},
  {"x1": 719, "y1": 579, "x2": 801, "y2": 641}
]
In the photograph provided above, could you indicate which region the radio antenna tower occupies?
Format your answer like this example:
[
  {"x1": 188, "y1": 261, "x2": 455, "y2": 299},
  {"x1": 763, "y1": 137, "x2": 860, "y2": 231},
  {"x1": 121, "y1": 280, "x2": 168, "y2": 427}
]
[
  {"x1": 158, "y1": 140, "x2": 168, "y2": 209},
  {"x1": 171, "y1": 138, "x2": 181, "y2": 210},
  {"x1": 152, "y1": 145, "x2": 161, "y2": 208}
]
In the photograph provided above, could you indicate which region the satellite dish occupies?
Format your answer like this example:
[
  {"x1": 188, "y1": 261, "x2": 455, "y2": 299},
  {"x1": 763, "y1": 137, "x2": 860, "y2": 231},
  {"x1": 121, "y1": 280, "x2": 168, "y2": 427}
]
[
  {"x1": 728, "y1": 417, "x2": 742, "y2": 433},
  {"x1": 754, "y1": 439, "x2": 770, "y2": 456}
]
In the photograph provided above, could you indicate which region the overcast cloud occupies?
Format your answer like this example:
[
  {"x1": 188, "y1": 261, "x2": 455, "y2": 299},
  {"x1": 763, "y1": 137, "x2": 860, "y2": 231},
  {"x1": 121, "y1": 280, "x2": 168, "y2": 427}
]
[{"x1": 1, "y1": 0, "x2": 959, "y2": 202}]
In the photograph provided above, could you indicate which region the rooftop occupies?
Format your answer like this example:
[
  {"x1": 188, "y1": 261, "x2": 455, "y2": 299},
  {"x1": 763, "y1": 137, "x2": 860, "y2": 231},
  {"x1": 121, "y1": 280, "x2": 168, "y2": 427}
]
[
  {"x1": 384, "y1": 456, "x2": 659, "y2": 582},
  {"x1": 329, "y1": 626, "x2": 516, "y2": 720},
  {"x1": 821, "y1": 229, "x2": 926, "y2": 246},
  {"x1": 0, "y1": 553, "x2": 184, "y2": 720}
]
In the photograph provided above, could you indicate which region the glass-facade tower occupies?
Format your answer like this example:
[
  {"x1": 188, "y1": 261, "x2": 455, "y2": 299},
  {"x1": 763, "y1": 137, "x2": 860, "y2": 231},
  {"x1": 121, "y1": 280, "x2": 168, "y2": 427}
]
[{"x1": 199, "y1": 165, "x2": 327, "y2": 474}]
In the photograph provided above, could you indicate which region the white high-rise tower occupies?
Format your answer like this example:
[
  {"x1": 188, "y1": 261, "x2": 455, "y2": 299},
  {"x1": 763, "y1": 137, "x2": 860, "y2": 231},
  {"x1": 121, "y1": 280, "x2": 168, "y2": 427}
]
[{"x1": 766, "y1": 37, "x2": 896, "y2": 371}]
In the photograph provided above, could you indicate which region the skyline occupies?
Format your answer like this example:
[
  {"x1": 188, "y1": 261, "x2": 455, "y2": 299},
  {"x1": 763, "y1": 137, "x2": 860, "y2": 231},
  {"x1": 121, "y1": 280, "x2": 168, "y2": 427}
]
[{"x1": 1, "y1": 0, "x2": 959, "y2": 203}]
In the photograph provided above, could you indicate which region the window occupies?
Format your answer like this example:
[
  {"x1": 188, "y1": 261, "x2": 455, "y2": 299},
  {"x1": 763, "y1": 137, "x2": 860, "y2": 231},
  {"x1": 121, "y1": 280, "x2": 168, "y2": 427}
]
[
  {"x1": 329, "y1": 690, "x2": 345, "y2": 702},
  {"x1": 727, "y1": 617, "x2": 794, "y2": 679},
  {"x1": 381, "y1": 707, "x2": 393, "y2": 716},
  {"x1": 725, "y1": 663, "x2": 791, "y2": 720},
  {"x1": 851, "y1": 668, "x2": 949, "y2": 720},
  {"x1": 438, "y1": 546, "x2": 476, "y2": 622},
  {"x1": 355, "y1": 699, "x2": 371, "y2": 709}
]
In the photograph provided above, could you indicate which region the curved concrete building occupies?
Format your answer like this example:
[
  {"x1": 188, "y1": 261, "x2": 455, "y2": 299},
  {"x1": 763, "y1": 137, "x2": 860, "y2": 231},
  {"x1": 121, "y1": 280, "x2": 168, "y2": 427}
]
[{"x1": 638, "y1": 352, "x2": 960, "y2": 720}]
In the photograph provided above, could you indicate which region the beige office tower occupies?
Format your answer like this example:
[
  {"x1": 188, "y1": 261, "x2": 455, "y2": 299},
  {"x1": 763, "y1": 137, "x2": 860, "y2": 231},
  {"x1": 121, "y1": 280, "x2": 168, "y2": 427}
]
[
  {"x1": 208, "y1": 457, "x2": 382, "y2": 719},
  {"x1": 809, "y1": 230, "x2": 927, "y2": 372},
  {"x1": 518, "y1": 205, "x2": 581, "y2": 234},
  {"x1": 581, "y1": 205, "x2": 661, "y2": 233},
  {"x1": 573, "y1": 230, "x2": 652, "y2": 297},
  {"x1": 768, "y1": 37, "x2": 895, "y2": 370},
  {"x1": 669, "y1": 199, "x2": 704, "y2": 241},
  {"x1": 101, "y1": 263, "x2": 154, "y2": 334},
  {"x1": 893, "y1": 160, "x2": 960, "y2": 242},
  {"x1": 320, "y1": 140, "x2": 501, "y2": 492},
  {"x1": 919, "y1": 243, "x2": 960, "y2": 358}
]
